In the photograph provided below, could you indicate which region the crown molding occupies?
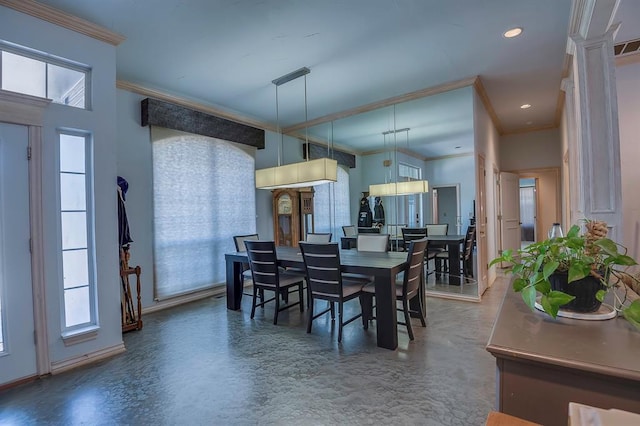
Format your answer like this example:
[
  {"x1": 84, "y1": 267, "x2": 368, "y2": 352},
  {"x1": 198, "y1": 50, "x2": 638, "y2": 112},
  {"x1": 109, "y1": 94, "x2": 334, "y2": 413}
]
[
  {"x1": 472, "y1": 77, "x2": 504, "y2": 135},
  {"x1": 0, "y1": 0, "x2": 125, "y2": 46},
  {"x1": 501, "y1": 123, "x2": 558, "y2": 136},
  {"x1": 283, "y1": 76, "x2": 478, "y2": 134}
]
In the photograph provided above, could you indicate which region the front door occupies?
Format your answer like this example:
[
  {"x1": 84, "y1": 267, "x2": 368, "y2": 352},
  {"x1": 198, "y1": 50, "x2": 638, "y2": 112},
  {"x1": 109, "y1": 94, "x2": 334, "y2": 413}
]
[{"x1": 0, "y1": 122, "x2": 36, "y2": 385}]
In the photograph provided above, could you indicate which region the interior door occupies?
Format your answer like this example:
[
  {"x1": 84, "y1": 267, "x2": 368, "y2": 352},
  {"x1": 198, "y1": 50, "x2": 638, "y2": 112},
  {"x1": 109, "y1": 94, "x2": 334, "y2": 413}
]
[
  {"x1": 500, "y1": 172, "x2": 522, "y2": 258},
  {"x1": 0, "y1": 122, "x2": 36, "y2": 386}
]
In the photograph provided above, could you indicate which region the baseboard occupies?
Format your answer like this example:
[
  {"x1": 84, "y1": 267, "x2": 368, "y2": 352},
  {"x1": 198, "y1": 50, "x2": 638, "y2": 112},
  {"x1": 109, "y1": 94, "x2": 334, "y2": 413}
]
[
  {"x1": 142, "y1": 287, "x2": 224, "y2": 315},
  {"x1": 50, "y1": 342, "x2": 126, "y2": 375}
]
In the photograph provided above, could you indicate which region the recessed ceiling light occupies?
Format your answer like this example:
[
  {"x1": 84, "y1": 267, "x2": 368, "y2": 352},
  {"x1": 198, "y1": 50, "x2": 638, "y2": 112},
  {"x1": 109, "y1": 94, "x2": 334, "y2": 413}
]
[
  {"x1": 455, "y1": 146, "x2": 462, "y2": 149},
  {"x1": 503, "y1": 27, "x2": 523, "y2": 38},
  {"x1": 520, "y1": 104, "x2": 531, "y2": 109}
]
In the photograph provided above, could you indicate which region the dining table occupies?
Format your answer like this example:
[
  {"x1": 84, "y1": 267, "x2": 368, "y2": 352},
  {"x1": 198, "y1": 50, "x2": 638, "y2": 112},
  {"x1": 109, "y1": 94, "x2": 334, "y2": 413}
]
[
  {"x1": 340, "y1": 234, "x2": 467, "y2": 284},
  {"x1": 225, "y1": 246, "x2": 412, "y2": 350}
]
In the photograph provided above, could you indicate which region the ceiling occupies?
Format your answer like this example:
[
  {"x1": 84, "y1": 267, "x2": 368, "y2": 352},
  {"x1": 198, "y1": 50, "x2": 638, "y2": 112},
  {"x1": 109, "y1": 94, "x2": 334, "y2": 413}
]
[{"x1": 30, "y1": 0, "x2": 639, "y2": 158}]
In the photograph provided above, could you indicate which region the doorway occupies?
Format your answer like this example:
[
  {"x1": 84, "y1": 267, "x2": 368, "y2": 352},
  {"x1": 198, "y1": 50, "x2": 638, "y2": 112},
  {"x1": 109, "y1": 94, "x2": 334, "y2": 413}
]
[
  {"x1": 0, "y1": 122, "x2": 37, "y2": 385},
  {"x1": 431, "y1": 184, "x2": 461, "y2": 233},
  {"x1": 519, "y1": 178, "x2": 536, "y2": 247}
]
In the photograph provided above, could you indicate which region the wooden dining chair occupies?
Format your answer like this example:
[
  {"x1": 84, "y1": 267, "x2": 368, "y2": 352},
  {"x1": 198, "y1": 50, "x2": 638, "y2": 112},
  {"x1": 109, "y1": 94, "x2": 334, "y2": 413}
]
[
  {"x1": 362, "y1": 237, "x2": 428, "y2": 340},
  {"x1": 357, "y1": 234, "x2": 390, "y2": 252},
  {"x1": 402, "y1": 227, "x2": 436, "y2": 274},
  {"x1": 233, "y1": 234, "x2": 260, "y2": 296},
  {"x1": 306, "y1": 232, "x2": 332, "y2": 243},
  {"x1": 437, "y1": 225, "x2": 476, "y2": 278},
  {"x1": 299, "y1": 242, "x2": 373, "y2": 342},
  {"x1": 244, "y1": 240, "x2": 304, "y2": 325}
]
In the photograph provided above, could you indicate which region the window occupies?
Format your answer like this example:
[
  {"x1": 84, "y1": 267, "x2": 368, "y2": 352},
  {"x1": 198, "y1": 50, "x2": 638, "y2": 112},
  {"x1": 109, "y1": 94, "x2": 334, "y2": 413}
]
[
  {"x1": 0, "y1": 43, "x2": 89, "y2": 109},
  {"x1": 398, "y1": 163, "x2": 423, "y2": 226},
  {"x1": 59, "y1": 132, "x2": 96, "y2": 330},
  {"x1": 313, "y1": 166, "x2": 351, "y2": 241},
  {"x1": 152, "y1": 129, "x2": 256, "y2": 299}
]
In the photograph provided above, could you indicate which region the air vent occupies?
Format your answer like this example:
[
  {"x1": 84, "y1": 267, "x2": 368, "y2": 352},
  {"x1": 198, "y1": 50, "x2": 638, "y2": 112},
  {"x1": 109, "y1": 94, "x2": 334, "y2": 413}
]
[{"x1": 614, "y1": 39, "x2": 640, "y2": 57}]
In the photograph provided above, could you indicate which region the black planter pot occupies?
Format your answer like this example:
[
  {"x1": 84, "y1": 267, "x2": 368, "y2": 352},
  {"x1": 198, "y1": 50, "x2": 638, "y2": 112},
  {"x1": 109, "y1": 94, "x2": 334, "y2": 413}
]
[{"x1": 548, "y1": 271, "x2": 605, "y2": 313}]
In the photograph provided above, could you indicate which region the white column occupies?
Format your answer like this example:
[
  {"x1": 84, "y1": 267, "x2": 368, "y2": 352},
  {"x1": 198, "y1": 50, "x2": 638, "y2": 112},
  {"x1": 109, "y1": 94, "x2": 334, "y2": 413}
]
[{"x1": 567, "y1": 0, "x2": 622, "y2": 241}]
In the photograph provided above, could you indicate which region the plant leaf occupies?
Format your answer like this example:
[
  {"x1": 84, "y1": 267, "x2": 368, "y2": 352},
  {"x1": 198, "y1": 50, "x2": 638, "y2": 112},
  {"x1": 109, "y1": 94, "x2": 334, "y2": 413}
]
[
  {"x1": 566, "y1": 225, "x2": 580, "y2": 238},
  {"x1": 594, "y1": 238, "x2": 618, "y2": 256},
  {"x1": 540, "y1": 295, "x2": 559, "y2": 318},
  {"x1": 611, "y1": 254, "x2": 638, "y2": 266},
  {"x1": 521, "y1": 285, "x2": 537, "y2": 311},
  {"x1": 595, "y1": 289, "x2": 607, "y2": 302},
  {"x1": 534, "y1": 279, "x2": 551, "y2": 295},
  {"x1": 512, "y1": 277, "x2": 527, "y2": 292},
  {"x1": 542, "y1": 261, "x2": 559, "y2": 280},
  {"x1": 622, "y1": 300, "x2": 640, "y2": 331},
  {"x1": 568, "y1": 262, "x2": 590, "y2": 282},
  {"x1": 546, "y1": 290, "x2": 575, "y2": 306}
]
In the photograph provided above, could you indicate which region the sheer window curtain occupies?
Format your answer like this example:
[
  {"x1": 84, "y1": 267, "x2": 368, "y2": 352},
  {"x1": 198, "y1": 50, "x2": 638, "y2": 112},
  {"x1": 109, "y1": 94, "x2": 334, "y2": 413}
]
[
  {"x1": 151, "y1": 127, "x2": 256, "y2": 299},
  {"x1": 313, "y1": 166, "x2": 350, "y2": 241}
]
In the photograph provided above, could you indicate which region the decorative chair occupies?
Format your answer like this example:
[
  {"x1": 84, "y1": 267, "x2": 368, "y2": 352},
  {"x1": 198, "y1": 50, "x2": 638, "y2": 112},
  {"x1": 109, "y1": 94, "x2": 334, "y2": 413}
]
[
  {"x1": 362, "y1": 237, "x2": 428, "y2": 340},
  {"x1": 306, "y1": 232, "x2": 332, "y2": 243},
  {"x1": 425, "y1": 224, "x2": 449, "y2": 273},
  {"x1": 402, "y1": 227, "x2": 436, "y2": 275},
  {"x1": 342, "y1": 225, "x2": 357, "y2": 237},
  {"x1": 357, "y1": 234, "x2": 390, "y2": 252},
  {"x1": 436, "y1": 225, "x2": 476, "y2": 279},
  {"x1": 299, "y1": 242, "x2": 374, "y2": 342},
  {"x1": 244, "y1": 240, "x2": 305, "y2": 325},
  {"x1": 233, "y1": 234, "x2": 260, "y2": 296}
]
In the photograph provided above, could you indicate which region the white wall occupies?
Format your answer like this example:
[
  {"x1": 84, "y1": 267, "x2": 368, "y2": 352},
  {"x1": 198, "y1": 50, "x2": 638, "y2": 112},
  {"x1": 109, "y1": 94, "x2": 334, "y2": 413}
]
[
  {"x1": 616, "y1": 60, "x2": 640, "y2": 262},
  {"x1": 500, "y1": 128, "x2": 562, "y2": 171},
  {"x1": 0, "y1": 6, "x2": 121, "y2": 365}
]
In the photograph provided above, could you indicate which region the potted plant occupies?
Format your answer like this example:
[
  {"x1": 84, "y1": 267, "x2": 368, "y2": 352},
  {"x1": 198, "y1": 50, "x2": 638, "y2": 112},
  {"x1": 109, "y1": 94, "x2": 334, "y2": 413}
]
[{"x1": 490, "y1": 220, "x2": 640, "y2": 330}]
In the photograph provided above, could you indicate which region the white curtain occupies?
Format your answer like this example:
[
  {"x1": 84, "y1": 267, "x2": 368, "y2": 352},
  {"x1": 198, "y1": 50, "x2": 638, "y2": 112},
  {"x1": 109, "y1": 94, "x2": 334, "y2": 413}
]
[
  {"x1": 313, "y1": 165, "x2": 350, "y2": 241},
  {"x1": 152, "y1": 127, "x2": 256, "y2": 299}
]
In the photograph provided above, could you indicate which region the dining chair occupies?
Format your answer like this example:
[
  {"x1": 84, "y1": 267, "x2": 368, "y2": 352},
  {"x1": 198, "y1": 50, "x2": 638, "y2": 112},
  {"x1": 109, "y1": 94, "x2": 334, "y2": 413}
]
[
  {"x1": 342, "y1": 225, "x2": 357, "y2": 237},
  {"x1": 402, "y1": 227, "x2": 436, "y2": 275},
  {"x1": 233, "y1": 234, "x2": 260, "y2": 296},
  {"x1": 244, "y1": 240, "x2": 305, "y2": 325},
  {"x1": 437, "y1": 225, "x2": 476, "y2": 278},
  {"x1": 357, "y1": 234, "x2": 390, "y2": 252},
  {"x1": 299, "y1": 242, "x2": 374, "y2": 343},
  {"x1": 362, "y1": 237, "x2": 428, "y2": 340},
  {"x1": 306, "y1": 232, "x2": 332, "y2": 243}
]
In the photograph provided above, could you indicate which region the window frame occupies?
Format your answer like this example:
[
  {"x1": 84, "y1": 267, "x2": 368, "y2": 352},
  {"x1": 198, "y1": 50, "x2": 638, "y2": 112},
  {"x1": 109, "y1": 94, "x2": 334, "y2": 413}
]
[
  {"x1": 0, "y1": 40, "x2": 92, "y2": 110},
  {"x1": 56, "y1": 129, "x2": 98, "y2": 339}
]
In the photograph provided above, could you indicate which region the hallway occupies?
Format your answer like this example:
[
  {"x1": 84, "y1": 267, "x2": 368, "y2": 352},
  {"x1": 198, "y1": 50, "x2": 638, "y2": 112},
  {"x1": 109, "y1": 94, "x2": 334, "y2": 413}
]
[{"x1": 0, "y1": 277, "x2": 509, "y2": 425}]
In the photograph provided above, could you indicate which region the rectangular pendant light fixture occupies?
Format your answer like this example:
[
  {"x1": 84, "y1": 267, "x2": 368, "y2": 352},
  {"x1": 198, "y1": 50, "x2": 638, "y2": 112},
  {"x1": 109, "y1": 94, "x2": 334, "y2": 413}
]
[
  {"x1": 255, "y1": 67, "x2": 338, "y2": 190},
  {"x1": 369, "y1": 180, "x2": 429, "y2": 196},
  {"x1": 256, "y1": 157, "x2": 338, "y2": 190}
]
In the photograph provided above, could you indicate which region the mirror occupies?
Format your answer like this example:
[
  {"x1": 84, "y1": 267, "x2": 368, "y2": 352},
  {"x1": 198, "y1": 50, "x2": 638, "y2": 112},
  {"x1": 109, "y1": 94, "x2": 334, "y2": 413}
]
[{"x1": 295, "y1": 86, "x2": 480, "y2": 301}]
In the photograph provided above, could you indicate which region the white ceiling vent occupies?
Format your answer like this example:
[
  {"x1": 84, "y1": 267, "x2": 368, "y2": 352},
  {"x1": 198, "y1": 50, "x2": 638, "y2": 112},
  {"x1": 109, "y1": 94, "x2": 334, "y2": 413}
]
[{"x1": 614, "y1": 39, "x2": 640, "y2": 57}]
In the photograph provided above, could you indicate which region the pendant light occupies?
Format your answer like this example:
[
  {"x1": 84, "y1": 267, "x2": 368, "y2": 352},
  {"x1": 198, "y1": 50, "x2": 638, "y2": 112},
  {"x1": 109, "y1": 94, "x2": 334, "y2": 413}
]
[
  {"x1": 369, "y1": 128, "x2": 429, "y2": 196},
  {"x1": 255, "y1": 67, "x2": 338, "y2": 190}
]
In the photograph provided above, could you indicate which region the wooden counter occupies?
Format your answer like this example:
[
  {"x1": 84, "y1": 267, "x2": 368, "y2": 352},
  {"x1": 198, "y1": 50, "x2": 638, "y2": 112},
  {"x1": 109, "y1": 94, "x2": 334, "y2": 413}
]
[{"x1": 486, "y1": 289, "x2": 640, "y2": 426}]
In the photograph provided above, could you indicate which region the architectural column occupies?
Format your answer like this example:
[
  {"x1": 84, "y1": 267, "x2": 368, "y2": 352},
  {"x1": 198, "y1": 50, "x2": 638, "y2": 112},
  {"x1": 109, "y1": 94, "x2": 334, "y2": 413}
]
[{"x1": 567, "y1": 0, "x2": 622, "y2": 241}]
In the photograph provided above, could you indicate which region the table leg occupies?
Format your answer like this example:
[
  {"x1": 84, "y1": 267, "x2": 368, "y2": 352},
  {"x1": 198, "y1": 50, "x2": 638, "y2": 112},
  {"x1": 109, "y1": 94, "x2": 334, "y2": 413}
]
[
  {"x1": 448, "y1": 243, "x2": 462, "y2": 285},
  {"x1": 226, "y1": 258, "x2": 243, "y2": 310},
  {"x1": 374, "y1": 271, "x2": 398, "y2": 350}
]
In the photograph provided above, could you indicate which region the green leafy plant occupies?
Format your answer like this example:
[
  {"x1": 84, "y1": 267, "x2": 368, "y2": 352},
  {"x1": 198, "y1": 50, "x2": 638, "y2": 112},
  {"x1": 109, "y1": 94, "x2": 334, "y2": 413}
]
[{"x1": 490, "y1": 221, "x2": 640, "y2": 330}]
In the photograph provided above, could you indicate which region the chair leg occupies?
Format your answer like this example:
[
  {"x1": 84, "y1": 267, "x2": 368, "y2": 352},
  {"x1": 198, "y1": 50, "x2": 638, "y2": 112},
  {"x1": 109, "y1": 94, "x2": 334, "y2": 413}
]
[
  {"x1": 273, "y1": 289, "x2": 280, "y2": 325},
  {"x1": 338, "y1": 302, "x2": 344, "y2": 343},
  {"x1": 360, "y1": 294, "x2": 372, "y2": 329},
  {"x1": 330, "y1": 302, "x2": 335, "y2": 320},
  {"x1": 298, "y1": 284, "x2": 304, "y2": 312},
  {"x1": 250, "y1": 286, "x2": 258, "y2": 319},
  {"x1": 417, "y1": 295, "x2": 427, "y2": 327},
  {"x1": 307, "y1": 297, "x2": 314, "y2": 334},
  {"x1": 403, "y1": 298, "x2": 414, "y2": 340}
]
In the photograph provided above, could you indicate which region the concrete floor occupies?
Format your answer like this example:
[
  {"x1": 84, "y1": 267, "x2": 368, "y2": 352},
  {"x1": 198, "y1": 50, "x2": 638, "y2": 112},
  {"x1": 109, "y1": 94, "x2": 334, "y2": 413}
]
[{"x1": 0, "y1": 276, "x2": 509, "y2": 425}]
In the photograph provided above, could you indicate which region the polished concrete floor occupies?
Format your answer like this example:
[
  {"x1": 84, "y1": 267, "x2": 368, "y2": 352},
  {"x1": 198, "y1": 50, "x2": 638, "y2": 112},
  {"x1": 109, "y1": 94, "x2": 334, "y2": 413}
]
[{"x1": 0, "y1": 276, "x2": 509, "y2": 425}]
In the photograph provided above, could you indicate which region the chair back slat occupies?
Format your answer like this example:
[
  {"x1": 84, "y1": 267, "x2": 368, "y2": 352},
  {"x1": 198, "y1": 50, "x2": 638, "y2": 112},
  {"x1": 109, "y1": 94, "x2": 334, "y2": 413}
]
[
  {"x1": 402, "y1": 227, "x2": 427, "y2": 243},
  {"x1": 463, "y1": 225, "x2": 476, "y2": 260},
  {"x1": 299, "y1": 243, "x2": 343, "y2": 298}
]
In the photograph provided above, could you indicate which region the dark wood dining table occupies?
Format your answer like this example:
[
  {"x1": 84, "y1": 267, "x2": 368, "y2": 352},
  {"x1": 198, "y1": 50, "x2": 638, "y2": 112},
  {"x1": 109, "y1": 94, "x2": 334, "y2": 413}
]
[
  {"x1": 225, "y1": 246, "x2": 411, "y2": 350},
  {"x1": 340, "y1": 234, "x2": 467, "y2": 284}
]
